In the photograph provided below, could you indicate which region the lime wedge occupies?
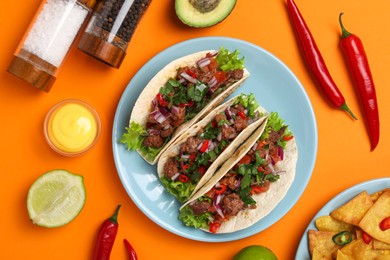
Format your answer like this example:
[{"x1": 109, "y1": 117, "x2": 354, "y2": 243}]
[{"x1": 27, "y1": 169, "x2": 86, "y2": 228}]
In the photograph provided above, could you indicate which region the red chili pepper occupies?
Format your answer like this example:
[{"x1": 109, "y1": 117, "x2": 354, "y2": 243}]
[
  {"x1": 124, "y1": 239, "x2": 138, "y2": 260},
  {"x1": 283, "y1": 135, "x2": 294, "y2": 141},
  {"x1": 156, "y1": 93, "x2": 168, "y2": 107},
  {"x1": 178, "y1": 174, "x2": 189, "y2": 183},
  {"x1": 209, "y1": 221, "x2": 221, "y2": 233},
  {"x1": 286, "y1": 0, "x2": 356, "y2": 119},
  {"x1": 190, "y1": 154, "x2": 196, "y2": 162},
  {"x1": 250, "y1": 181, "x2": 270, "y2": 195},
  {"x1": 362, "y1": 231, "x2": 372, "y2": 244},
  {"x1": 214, "y1": 184, "x2": 227, "y2": 194},
  {"x1": 199, "y1": 140, "x2": 209, "y2": 153},
  {"x1": 186, "y1": 68, "x2": 197, "y2": 78},
  {"x1": 338, "y1": 13, "x2": 380, "y2": 151},
  {"x1": 198, "y1": 166, "x2": 206, "y2": 176},
  {"x1": 379, "y1": 216, "x2": 390, "y2": 231},
  {"x1": 237, "y1": 111, "x2": 247, "y2": 119},
  {"x1": 93, "y1": 205, "x2": 121, "y2": 260},
  {"x1": 182, "y1": 164, "x2": 189, "y2": 171}
]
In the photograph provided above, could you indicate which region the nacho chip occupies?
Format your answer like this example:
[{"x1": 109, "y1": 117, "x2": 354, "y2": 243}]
[
  {"x1": 308, "y1": 230, "x2": 342, "y2": 259},
  {"x1": 359, "y1": 190, "x2": 390, "y2": 244},
  {"x1": 335, "y1": 250, "x2": 351, "y2": 260},
  {"x1": 340, "y1": 239, "x2": 390, "y2": 259},
  {"x1": 312, "y1": 247, "x2": 328, "y2": 260},
  {"x1": 330, "y1": 191, "x2": 373, "y2": 226},
  {"x1": 315, "y1": 215, "x2": 355, "y2": 232},
  {"x1": 370, "y1": 189, "x2": 389, "y2": 202},
  {"x1": 373, "y1": 238, "x2": 390, "y2": 250}
]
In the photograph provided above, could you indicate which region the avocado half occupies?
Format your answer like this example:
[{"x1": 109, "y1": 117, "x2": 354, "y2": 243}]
[{"x1": 175, "y1": 0, "x2": 237, "y2": 28}]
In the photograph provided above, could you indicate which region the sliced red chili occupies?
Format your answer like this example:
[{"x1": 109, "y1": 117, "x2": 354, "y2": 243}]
[
  {"x1": 237, "y1": 111, "x2": 247, "y2": 119},
  {"x1": 179, "y1": 174, "x2": 189, "y2": 183},
  {"x1": 379, "y1": 216, "x2": 390, "y2": 231},
  {"x1": 250, "y1": 181, "x2": 270, "y2": 195},
  {"x1": 186, "y1": 69, "x2": 197, "y2": 78},
  {"x1": 198, "y1": 166, "x2": 206, "y2": 176},
  {"x1": 156, "y1": 93, "x2": 168, "y2": 107},
  {"x1": 189, "y1": 154, "x2": 196, "y2": 162},
  {"x1": 178, "y1": 101, "x2": 194, "y2": 107},
  {"x1": 257, "y1": 166, "x2": 265, "y2": 172},
  {"x1": 182, "y1": 164, "x2": 189, "y2": 171},
  {"x1": 209, "y1": 222, "x2": 221, "y2": 233},
  {"x1": 199, "y1": 140, "x2": 209, "y2": 153},
  {"x1": 214, "y1": 184, "x2": 227, "y2": 195},
  {"x1": 283, "y1": 135, "x2": 294, "y2": 141},
  {"x1": 211, "y1": 121, "x2": 217, "y2": 128},
  {"x1": 362, "y1": 231, "x2": 372, "y2": 244}
]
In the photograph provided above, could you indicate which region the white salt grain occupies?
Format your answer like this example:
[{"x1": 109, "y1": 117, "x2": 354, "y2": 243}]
[{"x1": 23, "y1": 0, "x2": 88, "y2": 67}]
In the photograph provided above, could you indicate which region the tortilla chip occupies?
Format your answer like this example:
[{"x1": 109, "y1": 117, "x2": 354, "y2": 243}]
[
  {"x1": 312, "y1": 247, "x2": 328, "y2": 260},
  {"x1": 330, "y1": 191, "x2": 373, "y2": 225},
  {"x1": 315, "y1": 215, "x2": 355, "y2": 232},
  {"x1": 370, "y1": 189, "x2": 389, "y2": 202},
  {"x1": 359, "y1": 190, "x2": 390, "y2": 244},
  {"x1": 335, "y1": 250, "x2": 352, "y2": 260},
  {"x1": 340, "y1": 239, "x2": 390, "y2": 259},
  {"x1": 373, "y1": 238, "x2": 390, "y2": 250},
  {"x1": 308, "y1": 230, "x2": 342, "y2": 259}
]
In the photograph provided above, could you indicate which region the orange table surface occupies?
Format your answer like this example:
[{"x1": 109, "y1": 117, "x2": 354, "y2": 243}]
[{"x1": 1, "y1": 1, "x2": 389, "y2": 259}]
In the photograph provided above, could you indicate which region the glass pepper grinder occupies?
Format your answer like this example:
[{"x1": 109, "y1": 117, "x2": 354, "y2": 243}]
[
  {"x1": 78, "y1": 0, "x2": 152, "y2": 69},
  {"x1": 7, "y1": 0, "x2": 97, "y2": 92}
]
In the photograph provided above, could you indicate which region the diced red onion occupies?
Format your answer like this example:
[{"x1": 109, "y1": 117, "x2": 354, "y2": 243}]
[
  {"x1": 251, "y1": 142, "x2": 258, "y2": 151},
  {"x1": 150, "y1": 110, "x2": 167, "y2": 123},
  {"x1": 171, "y1": 105, "x2": 180, "y2": 116},
  {"x1": 229, "y1": 119, "x2": 234, "y2": 124},
  {"x1": 277, "y1": 145, "x2": 284, "y2": 161},
  {"x1": 208, "y1": 76, "x2": 217, "y2": 89},
  {"x1": 197, "y1": 141, "x2": 204, "y2": 151},
  {"x1": 268, "y1": 163, "x2": 276, "y2": 175},
  {"x1": 197, "y1": 57, "x2": 211, "y2": 68},
  {"x1": 225, "y1": 107, "x2": 232, "y2": 120},
  {"x1": 180, "y1": 72, "x2": 197, "y2": 84},
  {"x1": 215, "y1": 182, "x2": 221, "y2": 188},
  {"x1": 178, "y1": 78, "x2": 185, "y2": 84},
  {"x1": 217, "y1": 132, "x2": 222, "y2": 141},
  {"x1": 207, "y1": 140, "x2": 216, "y2": 152},
  {"x1": 148, "y1": 129, "x2": 160, "y2": 135},
  {"x1": 171, "y1": 172, "x2": 180, "y2": 181},
  {"x1": 213, "y1": 194, "x2": 225, "y2": 218},
  {"x1": 181, "y1": 154, "x2": 190, "y2": 160},
  {"x1": 210, "y1": 50, "x2": 218, "y2": 57},
  {"x1": 152, "y1": 99, "x2": 158, "y2": 109},
  {"x1": 229, "y1": 133, "x2": 237, "y2": 139},
  {"x1": 159, "y1": 106, "x2": 171, "y2": 117}
]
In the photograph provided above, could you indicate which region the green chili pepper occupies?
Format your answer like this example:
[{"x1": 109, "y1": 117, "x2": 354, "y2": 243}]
[{"x1": 332, "y1": 231, "x2": 353, "y2": 245}]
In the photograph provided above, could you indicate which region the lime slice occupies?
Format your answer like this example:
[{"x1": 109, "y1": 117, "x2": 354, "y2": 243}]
[
  {"x1": 27, "y1": 169, "x2": 86, "y2": 228},
  {"x1": 233, "y1": 245, "x2": 278, "y2": 260}
]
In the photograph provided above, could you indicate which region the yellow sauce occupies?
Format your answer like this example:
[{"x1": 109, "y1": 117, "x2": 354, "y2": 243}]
[{"x1": 47, "y1": 103, "x2": 98, "y2": 153}]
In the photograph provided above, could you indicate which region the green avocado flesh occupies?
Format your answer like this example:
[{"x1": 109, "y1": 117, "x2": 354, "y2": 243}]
[{"x1": 175, "y1": 0, "x2": 237, "y2": 28}]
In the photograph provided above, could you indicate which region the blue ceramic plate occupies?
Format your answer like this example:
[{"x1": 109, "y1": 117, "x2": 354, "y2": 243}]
[
  {"x1": 295, "y1": 177, "x2": 390, "y2": 259},
  {"x1": 112, "y1": 37, "x2": 318, "y2": 242}
]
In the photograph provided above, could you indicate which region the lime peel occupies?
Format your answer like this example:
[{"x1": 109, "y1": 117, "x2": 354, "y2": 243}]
[{"x1": 27, "y1": 169, "x2": 86, "y2": 228}]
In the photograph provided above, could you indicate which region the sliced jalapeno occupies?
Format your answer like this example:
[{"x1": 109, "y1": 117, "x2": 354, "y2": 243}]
[{"x1": 332, "y1": 231, "x2": 353, "y2": 245}]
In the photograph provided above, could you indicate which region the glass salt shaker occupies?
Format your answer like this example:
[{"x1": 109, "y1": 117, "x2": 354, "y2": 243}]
[
  {"x1": 7, "y1": 0, "x2": 96, "y2": 92},
  {"x1": 78, "y1": 0, "x2": 152, "y2": 69}
]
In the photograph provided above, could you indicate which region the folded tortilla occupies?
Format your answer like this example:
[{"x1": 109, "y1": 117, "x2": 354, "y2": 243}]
[
  {"x1": 180, "y1": 107, "x2": 298, "y2": 233},
  {"x1": 129, "y1": 50, "x2": 250, "y2": 164},
  {"x1": 157, "y1": 95, "x2": 268, "y2": 203}
]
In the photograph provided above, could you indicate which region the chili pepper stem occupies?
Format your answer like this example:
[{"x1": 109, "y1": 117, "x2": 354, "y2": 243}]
[
  {"x1": 109, "y1": 204, "x2": 121, "y2": 224},
  {"x1": 340, "y1": 103, "x2": 358, "y2": 120},
  {"x1": 339, "y1": 13, "x2": 352, "y2": 38}
]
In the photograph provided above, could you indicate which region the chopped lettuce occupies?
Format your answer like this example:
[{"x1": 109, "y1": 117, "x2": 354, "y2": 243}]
[
  {"x1": 234, "y1": 93, "x2": 259, "y2": 117},
  {"x1": 160, "y1": 177, "x2": 196, "y2": 203},
  {"x1": 120, "y1": 121, "x2": 165, "y2": 161},
  {"x1": 216, "y1": 47, "x2": 245, "y2": 71},
  {"x1": 178, "y1": 205, "x2": 211, "y2": 229}
]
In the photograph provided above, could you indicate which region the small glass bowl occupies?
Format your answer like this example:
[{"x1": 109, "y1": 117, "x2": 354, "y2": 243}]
[{"x1": 44, "y1": 99, "x2": 102, "y2": 157}]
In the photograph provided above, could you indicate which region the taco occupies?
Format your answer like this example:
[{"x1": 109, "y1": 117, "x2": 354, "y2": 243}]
[
  {"x1": 178, "y1": 111, "x2": 298, "y2": 233},
  {"x1": 120, "y1": 48, "x2": 250, "y2": 164},
  {"x1": 157, "y1": 93, "x2": 268, "y2": 203}
]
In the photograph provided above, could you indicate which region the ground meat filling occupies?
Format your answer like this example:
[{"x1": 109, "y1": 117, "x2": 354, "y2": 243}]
[
  {"x1": 221, "y1": 193, "x2": 244, "y2": 216},
  {"x1": 190, "y1": 200, "x2": 212, "y2": 216},
  {"x1": 143, "y1": 52, "x2": 244, "y2": 149},
  {"x1": 163, "y1": 158, "x2": 179, "y2": 179}
]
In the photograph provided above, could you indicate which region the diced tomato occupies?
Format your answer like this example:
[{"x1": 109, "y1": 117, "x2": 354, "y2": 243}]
[
  {"x1": 211, "y1": 121, "x2": 217, "y2": 128},
  {"x1": 214, "y1": 184, "x2": 227, "y2": 195},
  {"x1": 238, "y1": 155, "x2": 251, "y2": 165},
  {"x1": 178, "y1": 101, "x2": 194, "y2": 107},
  {"x1": 186, "y1": 68, "x2": 197, "y2": 78},
  {"x1": 257, "y1": 166, "x2": 265, "y2": 172},
  {"x1": 250, "y1": 181, "x2": 270, "y2": 195},
  {"x1": 362, "y1": 231, "x2": 372, "y2": 244},
  {"x1": 283, "y1": 135, "x2": 294, "y2": 141},
  {"x1": 237, "y1": 111, "x2": 247, "y2": 119},
  {"x1": 213, "y1": 70, "x2": 226, "y2": 82},
  {"x1": 190, "y1": 154, "x2": 196, "y2": 162},
  {"x1": 256, "y1": 140, "x2": 267, "y2": 149},
  {"x1": 182, "y1": 164, "x2": 189, "y2": 171},
  {"x1": 199, "y1": 140, "x2": 209, "y2": 153},
  {"x1": 179, "y1": 174, "x2": 189, "y2": 183},
  {"x1": 379, "y1": 216, "x2": 390, "y2": 231},
  {"x1": 198, "y1": 166, "x2": 206, "y2": 176},
  {"x1": 209, "y1": 222, "x2": 221, "y2": 233},
  {"x1": 208, "y1": 58, "x2": 219, "y2": 71}
]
